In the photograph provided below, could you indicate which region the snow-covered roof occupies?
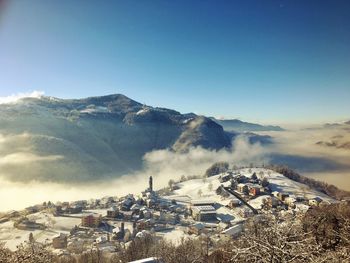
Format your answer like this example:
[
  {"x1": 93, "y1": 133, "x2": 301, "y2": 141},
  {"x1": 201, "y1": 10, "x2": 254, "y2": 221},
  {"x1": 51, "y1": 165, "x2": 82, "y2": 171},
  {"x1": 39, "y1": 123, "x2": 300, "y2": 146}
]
[
  {"x1": 191, "y1": 222, "x2": 205, "y2": 230},
  {"x1": 221, "y1": 224, "x2": 243, "y2": 236},
  {"x1": 128, "y1": 257, "x2": 161, "y2": 263},
  {"x1": 191, "y1": 200, "x2": 215, "y2": 206},
  {"x1": 192, "y1": 205, "x2": 215, "y2": 212}
]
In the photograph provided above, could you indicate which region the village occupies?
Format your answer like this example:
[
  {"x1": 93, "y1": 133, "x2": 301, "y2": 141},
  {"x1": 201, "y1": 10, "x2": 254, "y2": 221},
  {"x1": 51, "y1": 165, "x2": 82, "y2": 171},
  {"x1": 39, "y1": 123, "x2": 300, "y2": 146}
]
[{"x1": 0, "y1": 168, "x2": 335, "y2": 261}]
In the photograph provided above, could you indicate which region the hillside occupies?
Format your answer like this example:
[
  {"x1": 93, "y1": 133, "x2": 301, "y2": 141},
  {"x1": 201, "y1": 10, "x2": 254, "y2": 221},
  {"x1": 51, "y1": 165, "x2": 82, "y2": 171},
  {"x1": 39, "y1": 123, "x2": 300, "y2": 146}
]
[{"x1": 0, "y1": 94, "x2": 232, "y2": 182}]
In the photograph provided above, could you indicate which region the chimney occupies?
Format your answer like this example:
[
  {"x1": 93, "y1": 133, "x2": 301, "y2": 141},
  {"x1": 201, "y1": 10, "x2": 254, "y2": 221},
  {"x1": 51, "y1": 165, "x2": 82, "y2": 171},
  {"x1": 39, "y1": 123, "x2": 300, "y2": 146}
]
[{"x1": 121, "y1": 222, "x2": 125, "y2": 233}]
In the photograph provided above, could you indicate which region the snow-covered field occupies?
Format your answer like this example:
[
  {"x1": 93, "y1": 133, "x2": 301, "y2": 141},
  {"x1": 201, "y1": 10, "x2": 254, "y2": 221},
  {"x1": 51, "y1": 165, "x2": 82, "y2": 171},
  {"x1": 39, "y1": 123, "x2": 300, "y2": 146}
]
[
  {"x1": 156, "y1": 227, "x2": 191, "y2": 245},
  {"x1": 0, "y1": 211, "x2": 81, "y2": 250},
  {"x1": 241, "y1": 168, "x2": 334, "y2": 202}
]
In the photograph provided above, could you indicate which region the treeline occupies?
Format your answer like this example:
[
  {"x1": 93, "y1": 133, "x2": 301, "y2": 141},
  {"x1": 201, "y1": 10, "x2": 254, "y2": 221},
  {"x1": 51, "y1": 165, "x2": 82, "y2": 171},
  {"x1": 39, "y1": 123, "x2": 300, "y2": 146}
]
[
  {"x1": 1, "y1": 202, "x2": 349, "y2": 263},
  {"x1": 266, "y1": 164, "x2": 350, "y2": 200}
]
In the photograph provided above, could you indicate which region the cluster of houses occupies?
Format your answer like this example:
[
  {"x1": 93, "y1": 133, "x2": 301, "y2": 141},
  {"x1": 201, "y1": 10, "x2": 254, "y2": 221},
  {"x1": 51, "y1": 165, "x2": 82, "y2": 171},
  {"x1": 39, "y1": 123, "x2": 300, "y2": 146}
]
[
  {"x1": 229, "y1": 172, "x2": 269, "y2": 197},
  {"x1": 49, "y1": 176, "x2": 191, "y2": 253},
  {"x1": 5, "y1": 170, "x2": 335, "y2": 261},
  {"x1": 55, "y1": 172, "x2": 328, "y2": 255},
  {"x1": 268, "y1": 191, "x2": 327, "y2": 209}
]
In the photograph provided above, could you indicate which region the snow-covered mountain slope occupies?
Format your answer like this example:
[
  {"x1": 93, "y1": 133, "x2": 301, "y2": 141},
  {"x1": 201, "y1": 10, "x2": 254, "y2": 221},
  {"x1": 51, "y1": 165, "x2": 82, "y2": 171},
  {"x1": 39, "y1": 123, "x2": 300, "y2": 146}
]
[{"x1": 0, "y1": 94, "x2": 233, "y2": 182}]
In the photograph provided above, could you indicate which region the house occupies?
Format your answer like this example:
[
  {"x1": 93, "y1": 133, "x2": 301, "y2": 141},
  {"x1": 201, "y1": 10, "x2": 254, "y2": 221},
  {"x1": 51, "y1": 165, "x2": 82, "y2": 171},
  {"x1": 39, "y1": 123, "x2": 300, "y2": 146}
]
[
  {"x1": 70, "y1": 200, "x2": 87, "y2": 208},
  {"x1": 296, "y1": 196, "x2": 307, "y2": 202},
  {"x1": 188, "y1": 222, "x2": 205, "y2": 235},
  {"x1": 239, "y1": 208, "x2": 254, "y2": 218},
  {"x1": 81, "y1": 214, "x2": 101, "y2": 228},
  {"x1": 264, "y1": 196, "x2": 279, "y2": 208},
  {"x1": 96, "y1": 235, "x2": 108, "y2": 244},
  {"x1": 158, "y1": 201, "x2": 169, "y2": 210},
  {"x1": 227, "y1": 198, "x2": 241, "y2": 208},
  {"x1": 295, "y1": 204, "x2": 310, "y2": 213},
  {"x1": 113, "y1": 222, "x2": 125, "y2": 240},
  {"x1": 217, "y1": 222, "x2": 229, "y2": 231},
  {"x1": 140, "y1": 207, "x2": 152, "y2": 219},
  {"x1": 319, "y1": 200, "x2": 332, "y2": 207},
  {"x1": 25, "y1": 206, "x2": 38, "y2": 214},
  {"x1": 107, "y1": 206, "x2": 120, "y2": 218},
  {"x1": 129, "y1": 257, "x2": 163, "y2": 263},
  {"x1": 191, "y1": 205, "x2": 216, "y2": 221},
  {"x1": 277, "y1": 192, "x2": 289, "y2": 202},
  {"x1": 64, "y1": 205, "x2": 83, "y2": 214},
  {"x1": 221, "y1": 223, "x2": 243, "y2": 238},
  {"x1": 237, "y1": 184, "x2": 248, "y2": 194},
  {"x1": 272, "y1": 191, "x2": 280, "y2": 198},
  {"x1": 284, "y1": 196, "x2": 297, "y2": 206},
  {"x1": 52, "y1": 233, "x2": 67, "y2": 249},
  {"x1": 136, "y1": 230, "x2": 152, "y2": 239},
  {"x1": 191, "y1": 200, "x2": 216, "y2": 207},
  {"x1": 247, "y1": 184, "x2": 261, "y2": 196},
  {"x1": 146, "y1": 198, "x2": 156, "y2": 208},
  {"x1": 130, "y1": 204, "x2": 142, "y2": 213},
  {"x1": 219, "y1": 174, "x2": 232, "y2": 183},
  {"x1": 309, "y1": 197, "x2": 323, "y2": 206},
  {"x1": 137, "y1": 219, "x2": 155, "y2": 231},
  {"x1": 122, "y1": 211, "x2": 134, "y2": 221},
  {"x1": 121, "y1": 198, "x2": 134, "y2": 211}
]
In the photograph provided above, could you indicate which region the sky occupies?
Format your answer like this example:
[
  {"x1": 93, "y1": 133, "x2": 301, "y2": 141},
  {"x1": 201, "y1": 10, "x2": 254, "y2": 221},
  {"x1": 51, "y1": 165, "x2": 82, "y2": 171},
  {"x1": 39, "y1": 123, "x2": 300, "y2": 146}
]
[{"x1": 0, "y1": 0, "x2": 349, "y2": 124}]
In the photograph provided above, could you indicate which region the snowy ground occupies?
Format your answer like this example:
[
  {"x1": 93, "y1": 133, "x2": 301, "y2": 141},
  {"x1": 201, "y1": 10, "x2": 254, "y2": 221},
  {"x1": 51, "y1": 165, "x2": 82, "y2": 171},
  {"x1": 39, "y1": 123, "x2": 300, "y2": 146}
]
[
  {"x1": 0, "y1": 211, "x2": 81, "y2": 250},
  {"x1": 248, "y1": 195, "x2": 270, "y2": 210},
  {"x1": 240, "y1": 168, "x2": 334, "y2": 202},
  {"x1": 156, "y1": 227, "x2": 192, "y2": 245}
]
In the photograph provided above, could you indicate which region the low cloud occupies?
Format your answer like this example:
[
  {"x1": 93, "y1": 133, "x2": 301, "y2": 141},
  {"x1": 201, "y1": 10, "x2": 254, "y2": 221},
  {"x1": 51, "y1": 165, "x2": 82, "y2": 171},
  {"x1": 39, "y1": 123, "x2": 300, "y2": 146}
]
[
  {"x1": 0, "y1": 90, "x2": 44, "y2": 104},
  {"x1": 1, "y1": 127, "x2": 350, "y2": 211},
  {"x1": 0, "y1": 135, "x2": 268, "y2": 211},
  {"x1": 0, "y1": 152, "x2": 62, "y2": 165},
  {"x1": 144, "y1": 135, "x2": 269, "y2": 179}
]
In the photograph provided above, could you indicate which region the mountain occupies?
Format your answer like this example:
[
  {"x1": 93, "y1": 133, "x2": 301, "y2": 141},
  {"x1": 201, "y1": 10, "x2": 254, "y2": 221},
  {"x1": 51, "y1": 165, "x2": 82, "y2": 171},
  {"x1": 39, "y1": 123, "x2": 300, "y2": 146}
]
[
  {"x1": 210, "y1": 118, "x2": 284, "y2": 132},
  {"x1": 0, "y1": 94, "x2": 231, "y2": 182},
  {"x1": 315, "y1": 121, "x2": 350, "y2": 150}
]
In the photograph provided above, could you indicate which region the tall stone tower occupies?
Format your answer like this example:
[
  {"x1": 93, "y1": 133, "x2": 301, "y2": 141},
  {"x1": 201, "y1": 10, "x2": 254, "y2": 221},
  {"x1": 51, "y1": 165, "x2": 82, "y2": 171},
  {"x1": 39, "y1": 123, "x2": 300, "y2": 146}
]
[{"x1": 149, "y1": 176, "x2": 153, "y2": 192}]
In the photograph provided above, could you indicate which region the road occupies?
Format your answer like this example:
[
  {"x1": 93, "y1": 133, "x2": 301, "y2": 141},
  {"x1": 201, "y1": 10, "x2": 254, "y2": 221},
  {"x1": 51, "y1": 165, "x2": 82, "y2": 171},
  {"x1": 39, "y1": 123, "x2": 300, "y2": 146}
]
[{"x1": 223, "y1": 187, "x2": 259, "y2": 215}]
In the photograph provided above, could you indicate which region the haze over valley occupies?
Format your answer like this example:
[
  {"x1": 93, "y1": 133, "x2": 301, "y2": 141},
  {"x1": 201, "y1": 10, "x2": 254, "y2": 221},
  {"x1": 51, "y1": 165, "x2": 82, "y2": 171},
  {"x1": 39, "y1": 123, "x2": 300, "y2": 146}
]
[{"x1": 0, "y1": 93, "x2": 349, "y2": 210}]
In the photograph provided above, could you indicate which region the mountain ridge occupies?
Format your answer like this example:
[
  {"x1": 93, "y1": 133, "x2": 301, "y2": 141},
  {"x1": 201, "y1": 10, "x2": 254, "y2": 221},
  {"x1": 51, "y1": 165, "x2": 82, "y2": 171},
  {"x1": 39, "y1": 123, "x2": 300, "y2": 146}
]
[
  {"x1": 0, "y1": 94, "x2": 232, "y2": 182},
  {"x1": 210, "y1": 117, "x2": 284, "y2": 132}
]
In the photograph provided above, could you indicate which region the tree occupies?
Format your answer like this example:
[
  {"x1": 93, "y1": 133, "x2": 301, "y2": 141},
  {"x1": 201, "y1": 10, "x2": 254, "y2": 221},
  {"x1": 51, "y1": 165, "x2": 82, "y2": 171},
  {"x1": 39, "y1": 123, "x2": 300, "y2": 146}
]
[
  {"x1": 29, "y1": 233, "x2": 34, "y2": 243},
  {"x1": 261, "y1": 177, "x2": 269, "y2": 187},
  {"x1": 259, "y1": 171, "x2": 264, "y2": 178},
  {"x1": 168, "y1": 179, "x2": 175, "y2": 190},
  {"x1": 230, "y1": 179, "x2": 238, "y2": 189},
  {"x1": 204, "y1": 162, "x2": 229, "y2": 177},
  {"x1": 180, "y1": 175, "x2": 186, "y2": 182},
  {"x1": 197, "y1": 189, "x2": 203, "y2": 197},
  {"x1": 251, "y1": 172, "x2": 258, "y2": 180}
]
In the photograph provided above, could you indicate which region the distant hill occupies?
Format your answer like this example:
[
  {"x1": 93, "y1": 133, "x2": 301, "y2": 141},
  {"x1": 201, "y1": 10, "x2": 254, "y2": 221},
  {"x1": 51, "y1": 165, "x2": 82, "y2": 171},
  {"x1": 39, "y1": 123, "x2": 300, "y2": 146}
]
[
  {"x1": 0, "y1": 94, "x2": 232, "y2": 182},
  {"x1": 210, "y1": 118, "x2": 284, "y2": 132}
]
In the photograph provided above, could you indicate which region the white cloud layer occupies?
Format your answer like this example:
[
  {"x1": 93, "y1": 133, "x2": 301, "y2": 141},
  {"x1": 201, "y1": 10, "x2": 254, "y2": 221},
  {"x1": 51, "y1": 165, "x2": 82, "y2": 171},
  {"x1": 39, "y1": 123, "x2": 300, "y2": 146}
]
[{"x1": 0, "y1": 91, "x2": 44, "y2": 104}]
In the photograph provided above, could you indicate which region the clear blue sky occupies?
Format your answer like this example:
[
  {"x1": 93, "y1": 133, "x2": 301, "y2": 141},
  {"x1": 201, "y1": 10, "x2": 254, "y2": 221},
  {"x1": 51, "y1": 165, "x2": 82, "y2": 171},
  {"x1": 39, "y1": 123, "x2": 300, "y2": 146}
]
[{"x1": 0, "y1": 0, "x2": 349, "y2": 124}]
